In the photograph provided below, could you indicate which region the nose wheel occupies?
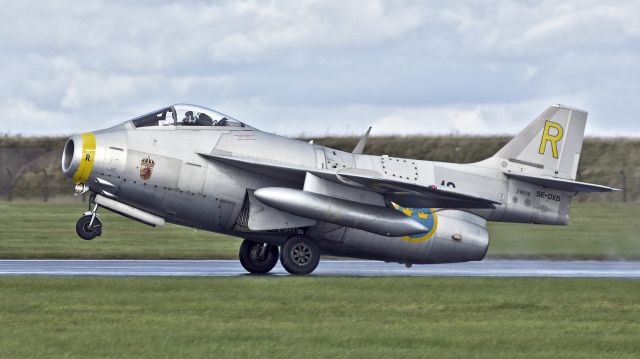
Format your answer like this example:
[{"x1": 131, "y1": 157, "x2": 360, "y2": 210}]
[
  {"x1": 239, "y1": 239, "x2": 279, "y2": 274},
  {"x1": 76, "y1": 203, "x2": 102, "y2": 240}
]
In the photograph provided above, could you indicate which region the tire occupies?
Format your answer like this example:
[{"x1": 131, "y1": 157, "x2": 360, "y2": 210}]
[
  {"x1": 280, "y1": 235, "x2": 320, "y2": 275},
  {"x1": 239, "y1": 239, "x2": 279, "y2": 274},
  {"x1": 76, "y1": 215, "x2": 102, "y2": 240}
]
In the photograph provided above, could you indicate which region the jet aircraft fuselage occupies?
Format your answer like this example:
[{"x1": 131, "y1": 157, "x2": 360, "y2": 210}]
[{"x1": 62, "y1": 104, "x2": 615, "y2": 274}]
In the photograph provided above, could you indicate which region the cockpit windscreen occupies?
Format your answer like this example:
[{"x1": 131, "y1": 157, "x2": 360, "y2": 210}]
[
  {"x1": 131, "y1": 107, "x2": 174, "y2": 128},
  {"x1": 132, "y1": 104, "x2": 246, "y2": 129}
]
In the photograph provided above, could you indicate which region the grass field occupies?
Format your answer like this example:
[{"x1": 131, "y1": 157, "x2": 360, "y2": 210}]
[
  {"x1": 0, "y1": 200, "x2": 639, "y2": 260},
  {"x1": 0, "y1": 276, "x2": 638, "y2": 358},
  {"x1": 0, "y1": 202, "x2": 640, "y2": 259},
  {"x1": 0, "y1": 200, "x2": 241, "y2": 259},
  {"x1": 489, "y1": 201, "x2": 640, "y2": 259}
]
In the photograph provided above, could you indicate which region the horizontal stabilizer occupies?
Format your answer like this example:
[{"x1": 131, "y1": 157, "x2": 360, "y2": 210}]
[{"x1": 505, "y1": 173, "x2": 618, "y2": 193}]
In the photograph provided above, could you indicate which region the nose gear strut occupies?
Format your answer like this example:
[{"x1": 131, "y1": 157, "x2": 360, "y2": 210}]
[{"x1": 75, "y1": 197, "x2": 102, "y2": 240}]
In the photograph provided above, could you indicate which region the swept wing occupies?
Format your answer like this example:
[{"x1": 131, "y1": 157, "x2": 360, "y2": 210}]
[{"x1": 198, "y1": 152, "x2": 499, "y2": 209}]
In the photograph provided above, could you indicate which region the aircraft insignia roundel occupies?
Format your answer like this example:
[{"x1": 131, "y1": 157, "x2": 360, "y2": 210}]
[{"x1": 391, "y1": 203, "x2": 438, "y2": 243}]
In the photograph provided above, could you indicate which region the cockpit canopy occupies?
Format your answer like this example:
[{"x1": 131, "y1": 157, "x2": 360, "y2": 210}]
[{"x1": 131, "y1": 104, "x2": 249, "y2": 129}]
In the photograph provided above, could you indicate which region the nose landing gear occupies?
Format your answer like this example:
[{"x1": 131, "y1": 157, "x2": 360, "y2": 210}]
[{"x1": 76, "y1": 203, "x2": 102, "y2": 240}]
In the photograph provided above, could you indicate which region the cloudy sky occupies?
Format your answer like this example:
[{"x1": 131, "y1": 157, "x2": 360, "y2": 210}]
[{"x1": 1, "y1": 0, "x2": 639, "y2": 137}]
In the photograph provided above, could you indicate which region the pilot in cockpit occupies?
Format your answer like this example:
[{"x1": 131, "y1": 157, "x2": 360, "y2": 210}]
[
  {"x1": 196, "y1": 112, "x2": 214, "y2": 126},
  {"x1": 182, "y1": 111, "x2": 196, "y2": 125},
  {"x1": 182, "y1": 111, "x2": 214, "y2": 126}
]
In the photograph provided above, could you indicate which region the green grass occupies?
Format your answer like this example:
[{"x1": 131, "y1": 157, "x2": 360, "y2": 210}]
[
  {"x1": 0, "y1": 200, "x2": 241, "y2": 259},
  {"x1": 0, "y1": 276, "x2": 638, "y2": 358},
  {"x1": 1, "y1": 201, "x2": 639, "y2": 260},
  {"x1": 488, "y1": 202, "x2": 640, "y2": 259}
]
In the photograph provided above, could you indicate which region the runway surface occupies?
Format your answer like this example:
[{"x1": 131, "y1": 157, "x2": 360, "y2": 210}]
[{"x1": 0, "y1": 259, "x2": 638, "y2": 278}]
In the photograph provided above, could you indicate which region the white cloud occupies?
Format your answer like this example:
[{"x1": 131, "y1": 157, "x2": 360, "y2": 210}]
[
  {"x1": 215, "y1": 99, "x2": 554, "y2": 138},
  {"x1": 1, "y1": 98, "x2": 72, "y2": 134},
  {"x1": 373, "y1": 106, "x2": 496, "y2": 136},
  {"x1": 0, "y1": 0, "x2": 639, "y2": 137}
]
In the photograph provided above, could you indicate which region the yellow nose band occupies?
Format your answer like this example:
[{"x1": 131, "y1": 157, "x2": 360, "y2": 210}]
[{"x1": 72, "y1": 132, "x2": 96, "y2": 184}]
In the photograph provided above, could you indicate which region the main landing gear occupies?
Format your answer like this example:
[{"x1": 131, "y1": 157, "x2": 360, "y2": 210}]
[
  {"x1": 239, "y1": 240, "x2": 279, "y2": 274},
  {"x1": 76, "y1": 202, "x2": 102, "y2": 240},
  {"x1": 239, "y1": 235, "x2": 321, "y2": 275},
  {"x1": 279, "y1": 235, "x2": 320, "y2": 275}
]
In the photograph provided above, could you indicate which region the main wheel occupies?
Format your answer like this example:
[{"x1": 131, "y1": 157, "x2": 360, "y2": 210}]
[
  {"x1": 76, "y1": 215, "x2": 102, "y2": 240},
  {"x1": 239, "y1": 239, "x2": 279, "y2": 274},
  {"x1": 280, "y1": 235, "x2": 320, "y2": 275}
]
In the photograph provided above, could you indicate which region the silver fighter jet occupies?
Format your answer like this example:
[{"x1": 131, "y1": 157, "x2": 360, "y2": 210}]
[{"x1": 61, "y1": 104, "x2": 616, "y2": 274}]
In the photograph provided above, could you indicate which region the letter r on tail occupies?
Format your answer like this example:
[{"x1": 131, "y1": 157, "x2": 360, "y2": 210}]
[{"x1": 538, "y1": 121, "x2": 563, "y2": 159}]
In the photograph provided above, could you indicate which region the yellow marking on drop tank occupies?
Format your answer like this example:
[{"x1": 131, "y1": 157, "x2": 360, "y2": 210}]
[
  {"x1": 72, "y1": 132, "x2": 96, "y2": 184},
  {"x1": 538, "y1": 120, "x2": 563, "y2": 159},
  {"x1": 403, "y1": 209, "x2": 438, "y2": 243},
  {"x1": 392, "y1": 202, "x2": 438, "y2": 243}
]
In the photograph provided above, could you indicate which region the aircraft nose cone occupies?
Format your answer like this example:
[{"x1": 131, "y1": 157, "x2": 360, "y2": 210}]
[{"x1": 61, "y1": 132, "x2": 96, "y2": 184}]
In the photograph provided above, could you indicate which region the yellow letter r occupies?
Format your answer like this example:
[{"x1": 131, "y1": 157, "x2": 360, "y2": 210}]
[{"x1": 538, "y1": 121, "x2": 563, "y2": 159}]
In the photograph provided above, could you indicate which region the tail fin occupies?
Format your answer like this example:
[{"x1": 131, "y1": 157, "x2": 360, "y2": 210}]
[{"x1": 494, "y1": 104, "x2": 587, "y2": 180}]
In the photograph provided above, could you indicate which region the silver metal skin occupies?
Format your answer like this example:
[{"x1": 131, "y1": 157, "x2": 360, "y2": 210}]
[
  {"x1": 253, "y1": 187, "x2": 431, "y2": 237},
  {"x1": 61, "y1": 103, "x2": 616, "y2": 268},
  {"x1": 94, "y1": 194, "x2": 165, "y2": 227}
]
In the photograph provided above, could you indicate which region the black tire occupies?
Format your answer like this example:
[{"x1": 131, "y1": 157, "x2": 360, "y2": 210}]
[
  {"x1": 76, "y1": 215, "x2": 102, "y2": 240},
  {"x1": 280, "y1": 235, "x2": 320, "y2": 275},
  {"x1": 239, "y1": 239, "x2": 279, "y2": 274}
]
